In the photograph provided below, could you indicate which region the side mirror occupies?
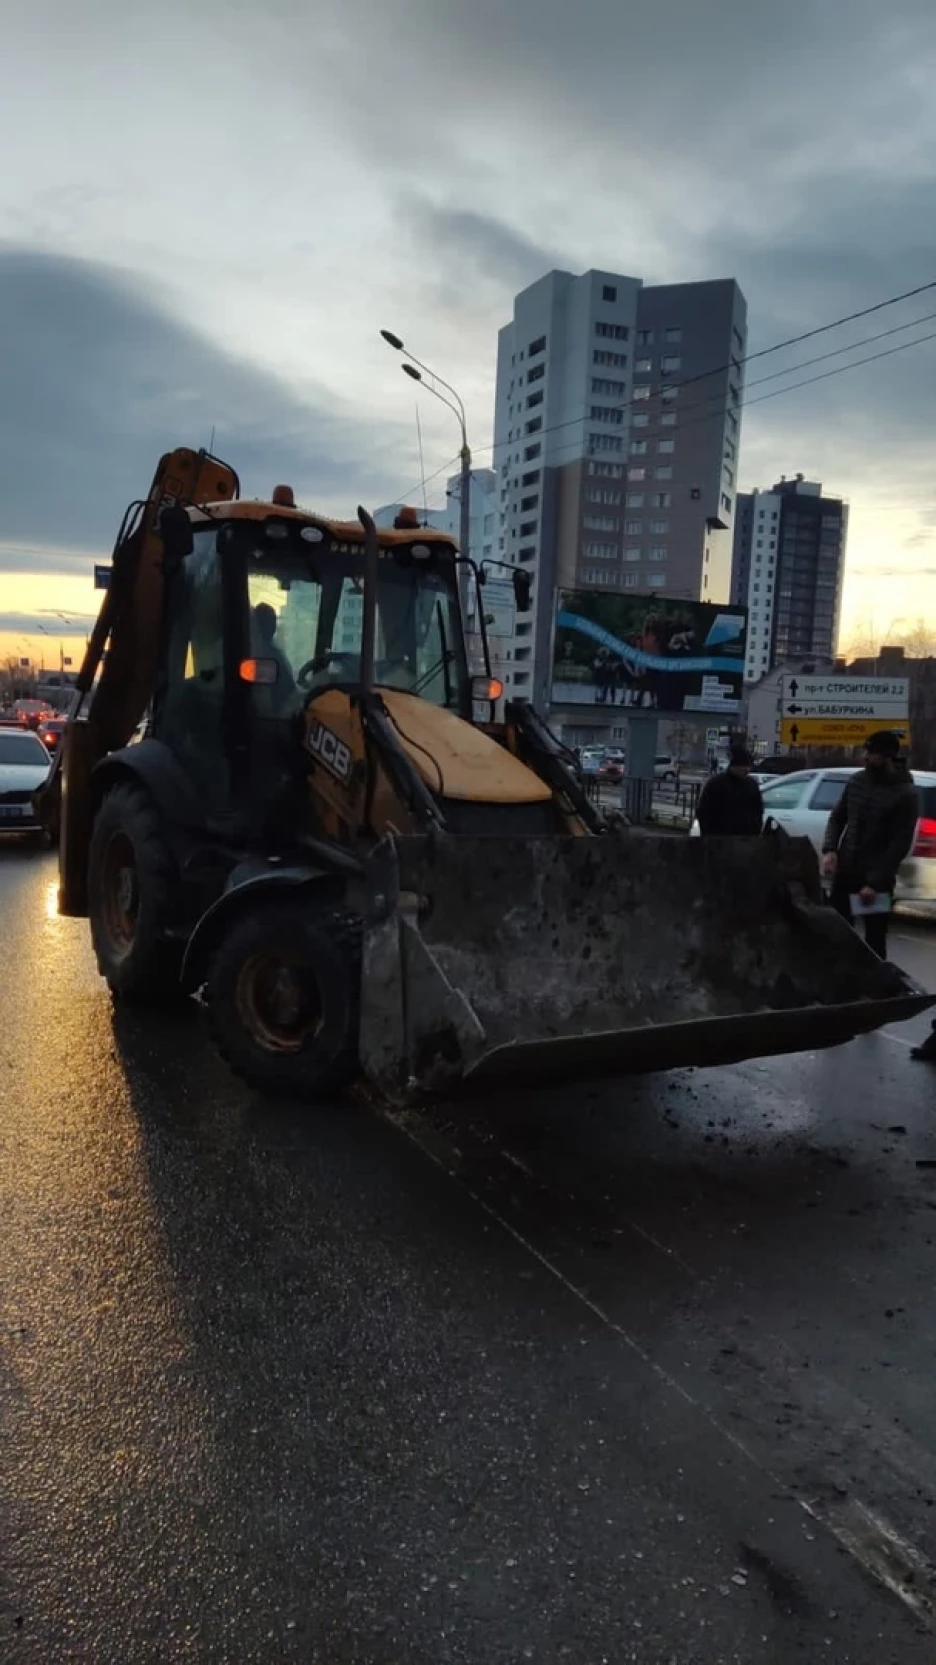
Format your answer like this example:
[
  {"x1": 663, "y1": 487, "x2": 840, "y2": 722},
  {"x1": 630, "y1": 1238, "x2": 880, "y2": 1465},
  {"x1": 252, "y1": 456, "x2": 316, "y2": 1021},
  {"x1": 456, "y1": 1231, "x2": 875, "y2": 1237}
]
[
  {"x1": 512, "y1": 570, "x2": 532, "y2": 612},
  {"x1": 159, "y1": 504, "x2": 195, "y2": 563}
]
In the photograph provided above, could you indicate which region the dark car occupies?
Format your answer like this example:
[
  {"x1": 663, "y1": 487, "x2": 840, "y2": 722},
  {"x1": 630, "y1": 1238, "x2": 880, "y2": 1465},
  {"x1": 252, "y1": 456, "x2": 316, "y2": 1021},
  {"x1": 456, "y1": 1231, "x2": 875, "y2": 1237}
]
[
  {"x1": 38, "y1": 717, "x2": 66, "y2": 754},
  {"x1": 13, "y1": 699, "x2": 51, "y2": 732},
  {"x1": 597, "y1": 752, "x2": 625, "y2": 784}
]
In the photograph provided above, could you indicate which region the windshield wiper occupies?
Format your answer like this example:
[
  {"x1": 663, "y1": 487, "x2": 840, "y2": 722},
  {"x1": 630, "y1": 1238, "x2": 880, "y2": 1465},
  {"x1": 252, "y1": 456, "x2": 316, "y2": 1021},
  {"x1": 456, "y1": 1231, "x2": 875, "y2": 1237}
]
[
  {"x1": 411, "y1": 648, "x2": 456, "y2": 701},
  {"x1": 437, "y1": 602, "x2": 453, "y2": 706}
]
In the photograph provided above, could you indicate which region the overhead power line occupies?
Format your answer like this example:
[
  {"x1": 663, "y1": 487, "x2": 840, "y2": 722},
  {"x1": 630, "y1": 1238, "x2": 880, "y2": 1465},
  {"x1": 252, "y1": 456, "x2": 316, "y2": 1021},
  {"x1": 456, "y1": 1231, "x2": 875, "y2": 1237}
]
[
  {"x1": 577, "y1": 307, "x2": 936, "y2": 446},
  {"x1": 392, "y1": 450, "x2": 463, "y2": 510},
  {"x1": 724, "y1": 326, "x2": 936, "y2": 417},
  {"x1": 471, "y1": 321, "x2": 936, "y2": 470},
  {"x1": 492, "y1": 276, "x2": 936, "y2": 457},
  {"x1": 387, "y1": 275, "x2": 936, "y2": 506}
]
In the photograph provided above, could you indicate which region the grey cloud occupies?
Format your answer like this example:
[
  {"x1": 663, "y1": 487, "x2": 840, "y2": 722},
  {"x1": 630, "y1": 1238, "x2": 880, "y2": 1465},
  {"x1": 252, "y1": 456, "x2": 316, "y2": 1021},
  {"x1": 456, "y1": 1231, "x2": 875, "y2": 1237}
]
[
  {"x1": 321, "y1": 0, "x2": 936, "y2": 189},
  {"x1": 405, "y1": 203, "x2": 560, "y2": 295},
  {"x1": 0, "y1": 248, "x2": 412, "y2": 563},
  {"x1": 6, "y1": 0, "x2": 936, "y2": 603},
  {"x1": 392, "y1": 200, "x2": 564, "y2": 345},
  {"x1": 365, "y1": 1, "x2": 936, "y2": 521},
  {"x1": 0, "y1": 610, "x2": 96, "y2": 635},
  {"x1": 341, "y1": 0, "x2": 936, "y2": 359},
  {"x1": 0, "y1": 542, "x2": 100, "y2": 577},
  {"x1": 727, "y1": 177, "x2": 936, "y2": 353}
]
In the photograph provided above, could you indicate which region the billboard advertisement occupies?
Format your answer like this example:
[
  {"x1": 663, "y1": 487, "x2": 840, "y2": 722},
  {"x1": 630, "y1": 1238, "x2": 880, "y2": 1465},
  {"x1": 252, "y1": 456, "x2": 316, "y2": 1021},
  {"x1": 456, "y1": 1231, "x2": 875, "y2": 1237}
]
[{"x1": 551, "y1": 590, "x2": 747, "y2": 715}]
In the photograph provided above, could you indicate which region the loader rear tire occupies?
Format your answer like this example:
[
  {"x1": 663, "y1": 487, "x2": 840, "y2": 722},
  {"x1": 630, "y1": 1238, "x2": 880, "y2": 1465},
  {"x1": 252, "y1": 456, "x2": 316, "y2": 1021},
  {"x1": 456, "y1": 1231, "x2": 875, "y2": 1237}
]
[
  {"x1": 88, "y1": 781, "x2": 184, "y2": 1002},
  {"x1": 205, "y1": 901, "x2": 361, "y2": 1099}
]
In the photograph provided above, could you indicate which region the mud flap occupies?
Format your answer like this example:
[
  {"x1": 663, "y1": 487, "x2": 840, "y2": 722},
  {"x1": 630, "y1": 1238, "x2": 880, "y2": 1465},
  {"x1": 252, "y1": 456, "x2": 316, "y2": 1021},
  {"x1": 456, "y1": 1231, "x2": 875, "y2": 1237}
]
[{"x1": 358, "y1": 831, "x2": 935, "y2": 1099}]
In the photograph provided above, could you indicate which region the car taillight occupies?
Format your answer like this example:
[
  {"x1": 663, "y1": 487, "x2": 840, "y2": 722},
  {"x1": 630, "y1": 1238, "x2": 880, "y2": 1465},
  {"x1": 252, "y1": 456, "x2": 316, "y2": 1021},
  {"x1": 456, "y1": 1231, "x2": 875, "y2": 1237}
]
[{"x1": 912, "y1": 816, "x2": 936, "y2": 856}]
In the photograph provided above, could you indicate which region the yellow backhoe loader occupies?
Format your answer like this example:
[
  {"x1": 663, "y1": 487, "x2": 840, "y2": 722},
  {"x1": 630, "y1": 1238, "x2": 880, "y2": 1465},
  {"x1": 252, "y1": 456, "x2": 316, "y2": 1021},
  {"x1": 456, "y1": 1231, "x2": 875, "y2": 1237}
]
[{"x1": 37, "y1": 446, "x2": 933, "y2": 1101}]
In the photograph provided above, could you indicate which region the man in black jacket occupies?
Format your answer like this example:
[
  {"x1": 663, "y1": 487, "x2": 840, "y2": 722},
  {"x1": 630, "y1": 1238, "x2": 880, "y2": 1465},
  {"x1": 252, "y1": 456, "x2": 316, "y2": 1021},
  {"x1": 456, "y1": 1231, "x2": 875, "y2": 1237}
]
[
  {"x1": 821, "y1": 730, "x2": 919, "y2": 959},
  {"x1": 696, "y1": 745, "x2": 763, "y2": 836}
]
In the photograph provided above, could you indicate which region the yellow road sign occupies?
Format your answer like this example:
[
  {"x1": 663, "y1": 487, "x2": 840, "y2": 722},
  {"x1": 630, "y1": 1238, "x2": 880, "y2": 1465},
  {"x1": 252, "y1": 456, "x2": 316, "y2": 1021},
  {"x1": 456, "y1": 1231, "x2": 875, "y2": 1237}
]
[{"x1": 780, "y1": 717, "x2": 911, "y2": 747}]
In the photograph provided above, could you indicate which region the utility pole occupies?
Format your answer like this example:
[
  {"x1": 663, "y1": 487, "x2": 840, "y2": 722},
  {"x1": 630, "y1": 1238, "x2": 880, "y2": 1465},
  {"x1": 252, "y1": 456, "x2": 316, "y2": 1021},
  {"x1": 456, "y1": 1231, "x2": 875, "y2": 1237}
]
[{"x1": 458, "y1": 437, "x2": 471, "y2": 568}]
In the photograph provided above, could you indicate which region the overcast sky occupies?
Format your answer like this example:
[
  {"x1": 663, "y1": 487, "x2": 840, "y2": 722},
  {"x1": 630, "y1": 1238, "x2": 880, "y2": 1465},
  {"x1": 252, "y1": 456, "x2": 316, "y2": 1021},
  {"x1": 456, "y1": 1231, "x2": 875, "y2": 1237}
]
[{"x1": 3, "y1": 0, "x2": 936, "y2": 653}]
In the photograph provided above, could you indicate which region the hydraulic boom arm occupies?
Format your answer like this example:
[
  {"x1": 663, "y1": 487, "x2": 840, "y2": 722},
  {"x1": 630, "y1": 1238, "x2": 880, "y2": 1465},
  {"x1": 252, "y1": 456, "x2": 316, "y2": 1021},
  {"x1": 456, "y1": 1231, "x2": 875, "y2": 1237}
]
[{"x1": 45, "y1": 447, "x2": 239, "y2": 914}]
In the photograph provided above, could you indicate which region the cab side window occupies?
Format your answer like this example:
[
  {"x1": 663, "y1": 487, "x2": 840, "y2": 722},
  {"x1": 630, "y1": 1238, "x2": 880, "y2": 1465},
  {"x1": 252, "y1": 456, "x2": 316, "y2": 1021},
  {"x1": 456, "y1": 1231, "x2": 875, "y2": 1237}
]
[{"x1": 154, "y1": 533, "x2": 228, "y2": 806}]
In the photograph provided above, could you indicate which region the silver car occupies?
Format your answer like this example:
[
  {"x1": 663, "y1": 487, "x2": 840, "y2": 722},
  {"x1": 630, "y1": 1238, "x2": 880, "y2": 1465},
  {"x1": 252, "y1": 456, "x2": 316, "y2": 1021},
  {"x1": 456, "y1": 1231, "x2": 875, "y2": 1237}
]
[{"x1": 0, "y1": 728, "x2": 52, "y2": 838}]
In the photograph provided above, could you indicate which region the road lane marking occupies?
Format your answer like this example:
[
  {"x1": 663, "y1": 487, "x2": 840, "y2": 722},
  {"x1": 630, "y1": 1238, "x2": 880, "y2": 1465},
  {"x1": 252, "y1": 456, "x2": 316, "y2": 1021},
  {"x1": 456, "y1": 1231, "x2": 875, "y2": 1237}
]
[
  {"x1": 880, "y1": 1031, "x2": 914, "y2": 1048},
  {"x1": 806, "y1": 1498, "x2": 936, "y2": 1625},
  {"x1": 383, "y1": 1106, "x2": 796, "y2": 1463},
  {"x1": 384, "y1": 1103, "x2": 936, "y2": 1632}
]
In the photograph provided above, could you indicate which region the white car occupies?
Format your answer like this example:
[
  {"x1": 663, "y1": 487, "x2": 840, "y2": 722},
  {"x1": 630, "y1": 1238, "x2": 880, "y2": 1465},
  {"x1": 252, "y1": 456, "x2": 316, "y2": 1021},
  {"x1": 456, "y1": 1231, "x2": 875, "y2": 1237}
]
[
  {"x1": 691, "y1": 766, "x2": 936, "y2": 905},
  {"x1": 578, "y1": 748, "x2": 605, "y2": 779},
  {"x1": 654, "y1": 754, "x2": 677, "y2": 782},
  {"x1": 0, "y1": 728, "x2": 52, "y2": 837}
]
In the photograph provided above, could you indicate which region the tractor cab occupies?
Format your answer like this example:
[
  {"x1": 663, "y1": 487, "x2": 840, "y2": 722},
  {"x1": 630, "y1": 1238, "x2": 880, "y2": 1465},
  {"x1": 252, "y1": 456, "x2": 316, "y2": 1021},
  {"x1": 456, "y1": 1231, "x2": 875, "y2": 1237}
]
[{"x1": 152, "y1": 497, "x2": 473, "y2": 830}]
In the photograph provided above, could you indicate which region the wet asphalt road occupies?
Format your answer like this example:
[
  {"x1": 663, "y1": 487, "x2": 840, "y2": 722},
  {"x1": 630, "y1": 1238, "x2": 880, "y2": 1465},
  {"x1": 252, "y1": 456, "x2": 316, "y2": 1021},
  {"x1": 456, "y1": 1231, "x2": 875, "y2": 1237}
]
[{"x1": 3, "y1": 845, "x2": 936, "y2": 1663}]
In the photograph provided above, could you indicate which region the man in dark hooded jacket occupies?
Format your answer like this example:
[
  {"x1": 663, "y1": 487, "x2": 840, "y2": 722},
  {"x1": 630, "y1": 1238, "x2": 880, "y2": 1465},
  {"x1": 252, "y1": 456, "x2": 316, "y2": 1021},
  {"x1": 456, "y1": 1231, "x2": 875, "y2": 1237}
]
[
  {"x1": 821, "y1": 730, "x2": 918, "y2": 959},
  {"x1": 696, "y1": 745, "x2": 763, "y2": 836}
]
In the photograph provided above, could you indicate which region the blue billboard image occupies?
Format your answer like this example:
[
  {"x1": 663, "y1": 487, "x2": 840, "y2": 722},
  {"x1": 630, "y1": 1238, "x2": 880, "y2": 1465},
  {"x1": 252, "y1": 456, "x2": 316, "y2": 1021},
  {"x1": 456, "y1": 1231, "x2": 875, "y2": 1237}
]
[{"x1": 551, "y1": 590, "x2": 747, "y2": 715}]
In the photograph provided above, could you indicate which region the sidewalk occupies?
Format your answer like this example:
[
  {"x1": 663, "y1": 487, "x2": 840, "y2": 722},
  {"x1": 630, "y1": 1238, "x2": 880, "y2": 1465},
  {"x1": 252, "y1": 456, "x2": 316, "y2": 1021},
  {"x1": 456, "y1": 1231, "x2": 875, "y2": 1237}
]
[{"x1": 649, "y1": 798, "x2": 694, "y2": 831}]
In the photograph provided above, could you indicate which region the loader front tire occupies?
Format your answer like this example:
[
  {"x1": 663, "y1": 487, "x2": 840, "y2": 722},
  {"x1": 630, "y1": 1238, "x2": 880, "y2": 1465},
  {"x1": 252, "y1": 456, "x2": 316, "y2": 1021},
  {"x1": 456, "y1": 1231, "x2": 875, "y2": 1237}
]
[
  {"x1": 88, "y1": 781, "x2": 184, "y2": 1002},
  {"x1": 205, "y1": 902, "x2": 361, "y2": 1099}
]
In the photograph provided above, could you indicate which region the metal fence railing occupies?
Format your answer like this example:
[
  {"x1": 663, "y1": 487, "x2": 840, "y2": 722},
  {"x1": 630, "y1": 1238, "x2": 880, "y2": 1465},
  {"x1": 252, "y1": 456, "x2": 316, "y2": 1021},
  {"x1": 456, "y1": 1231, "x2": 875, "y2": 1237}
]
[
  {"x1": 583, "y1": 774, "x2": 702, "y2": 827},
  {"x1": 620, "y1": 777, "x2": 655, "y2": 823},
  {"x1": 665, "y1": 780, "x2": 702, "y2": 823}
]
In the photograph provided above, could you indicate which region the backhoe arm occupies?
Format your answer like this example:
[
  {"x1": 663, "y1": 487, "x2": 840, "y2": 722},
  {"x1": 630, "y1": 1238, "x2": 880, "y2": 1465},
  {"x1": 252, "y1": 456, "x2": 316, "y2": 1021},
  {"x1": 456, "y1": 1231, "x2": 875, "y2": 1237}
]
[
  {"x1": 48, "y1": 447, "x2": 239, "y2": 914},
  {"x1": 82, "y1": 448, "x2": 239, "y2": 750}
]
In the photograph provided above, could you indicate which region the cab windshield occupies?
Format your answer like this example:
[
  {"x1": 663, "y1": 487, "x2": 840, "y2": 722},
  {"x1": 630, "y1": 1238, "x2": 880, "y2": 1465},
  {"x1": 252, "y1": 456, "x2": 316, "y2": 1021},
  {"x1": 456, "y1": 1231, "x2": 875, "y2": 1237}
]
[{"x1": 242, "y1": 530, "x2": 470, "y2": 718}]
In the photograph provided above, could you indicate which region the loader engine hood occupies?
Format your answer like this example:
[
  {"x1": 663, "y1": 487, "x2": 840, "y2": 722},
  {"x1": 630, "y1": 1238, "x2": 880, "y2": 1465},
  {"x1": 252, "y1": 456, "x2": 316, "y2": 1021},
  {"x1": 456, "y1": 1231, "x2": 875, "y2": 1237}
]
[
  {"x1": 302, "y1": 686, "x2": 561, "y2": 840},
  {"x1": 377, "y1": 690, "x2": 551, "y2": 806}
]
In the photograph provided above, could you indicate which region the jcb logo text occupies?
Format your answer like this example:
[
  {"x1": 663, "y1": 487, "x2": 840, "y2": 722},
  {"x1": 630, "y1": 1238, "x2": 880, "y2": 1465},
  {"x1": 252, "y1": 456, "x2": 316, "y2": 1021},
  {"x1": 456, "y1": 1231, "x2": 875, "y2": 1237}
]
[{"x1": 307, "y1": 720, "x2": 352, "y2": 781}]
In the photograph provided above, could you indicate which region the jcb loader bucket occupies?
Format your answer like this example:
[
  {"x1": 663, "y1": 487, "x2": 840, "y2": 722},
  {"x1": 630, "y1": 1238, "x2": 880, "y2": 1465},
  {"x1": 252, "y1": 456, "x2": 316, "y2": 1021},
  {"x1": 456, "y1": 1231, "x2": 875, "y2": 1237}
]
[{"x1": 359, "y1": 830, "x2": 935, "y2": 1099}]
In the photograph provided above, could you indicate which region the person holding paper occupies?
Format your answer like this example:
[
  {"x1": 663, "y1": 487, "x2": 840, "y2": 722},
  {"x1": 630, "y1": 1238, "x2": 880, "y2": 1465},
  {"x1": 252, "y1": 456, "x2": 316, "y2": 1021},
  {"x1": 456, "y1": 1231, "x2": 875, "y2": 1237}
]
[{"x1": 820, "y1": 731, "x2": 919, "y2": 958}]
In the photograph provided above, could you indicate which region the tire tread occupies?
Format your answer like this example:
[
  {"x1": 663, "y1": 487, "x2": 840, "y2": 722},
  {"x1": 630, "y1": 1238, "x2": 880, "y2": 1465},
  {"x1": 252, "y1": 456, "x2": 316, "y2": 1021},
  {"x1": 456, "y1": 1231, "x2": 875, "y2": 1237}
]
[{"x1": 88, "y1": 781, "x2": 182, "y2": 1000}]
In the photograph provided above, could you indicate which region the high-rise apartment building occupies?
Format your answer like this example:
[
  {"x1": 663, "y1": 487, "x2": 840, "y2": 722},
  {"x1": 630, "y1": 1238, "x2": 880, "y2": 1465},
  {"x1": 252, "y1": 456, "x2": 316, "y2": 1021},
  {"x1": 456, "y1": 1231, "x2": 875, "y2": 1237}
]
[
  {"x1": 731, "y1": 475, "x2": 848, "y2": 681},
  {"x1": 492, "y1": 268, "x2": 747, "y2": 709}
]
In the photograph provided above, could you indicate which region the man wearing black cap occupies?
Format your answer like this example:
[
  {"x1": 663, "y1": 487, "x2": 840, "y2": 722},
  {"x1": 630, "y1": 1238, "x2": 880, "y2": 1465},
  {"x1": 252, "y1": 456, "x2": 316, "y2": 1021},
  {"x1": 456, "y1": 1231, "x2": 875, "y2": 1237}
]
[
  {"x1": 820, "y1": 730, "x2": 918, "y2": 958},
  {"x1": 696, "y1": 744, "x2": 764, "y2": 837}
]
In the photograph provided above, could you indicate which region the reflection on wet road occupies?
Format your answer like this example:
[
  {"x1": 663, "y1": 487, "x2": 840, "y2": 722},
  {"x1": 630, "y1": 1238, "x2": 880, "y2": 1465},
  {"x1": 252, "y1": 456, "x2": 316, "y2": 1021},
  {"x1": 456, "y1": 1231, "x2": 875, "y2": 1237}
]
[{"x1": 2, "y1": 845, "x2": 936, "y2": 1662}]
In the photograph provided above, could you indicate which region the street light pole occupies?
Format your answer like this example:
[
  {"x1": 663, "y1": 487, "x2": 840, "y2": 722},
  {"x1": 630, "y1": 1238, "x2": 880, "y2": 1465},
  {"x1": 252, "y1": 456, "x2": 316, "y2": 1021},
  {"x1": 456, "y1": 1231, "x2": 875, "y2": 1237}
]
[{"x1": 380, "y1": 330, "x2": 472, "y2": 564}]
